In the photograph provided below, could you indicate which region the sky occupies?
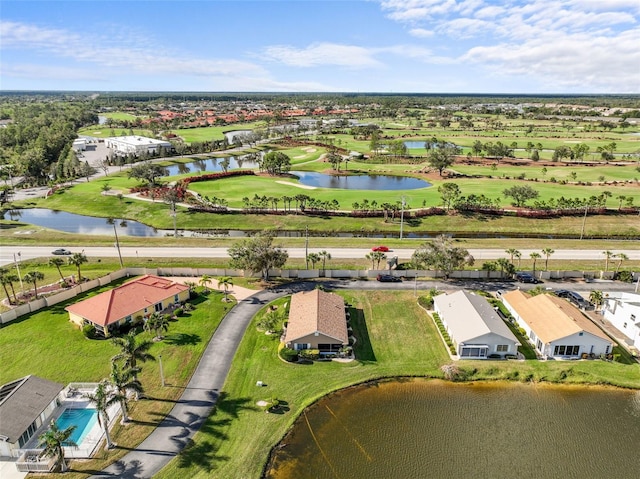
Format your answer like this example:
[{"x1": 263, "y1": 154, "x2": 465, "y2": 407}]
[{"x1": 1, "y1": 0, "x2": 639, "y2": 94}]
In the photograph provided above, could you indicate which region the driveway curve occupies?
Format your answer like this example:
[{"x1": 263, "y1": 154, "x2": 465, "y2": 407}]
[{"x1": 89, "y1": 282, "x2": 314, "y2": 479}]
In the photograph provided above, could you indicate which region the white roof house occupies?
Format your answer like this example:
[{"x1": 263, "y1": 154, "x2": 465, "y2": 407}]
[
  {"x1": 433, "y1": 290, "x2": 520, "y2": 359},
  {"x1": 104, "y1": 135, "x2": 172, "y2": 156},
  {"x1": 501, "y1": 290, "x2": 614, "y2": 359},
  {"x1": 601, "y1": 292, "x2": 640, "y2": 350}
]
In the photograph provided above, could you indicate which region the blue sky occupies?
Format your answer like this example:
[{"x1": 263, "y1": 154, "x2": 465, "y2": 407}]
[{"x1": 1, "y1": 0, "x2": 639, "y2": 93}]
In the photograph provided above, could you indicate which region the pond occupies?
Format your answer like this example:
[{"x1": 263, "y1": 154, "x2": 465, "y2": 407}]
[
  {"x1": 403, "y1": 140, "x2": 459, "y2": 149},
  {"x1": 266, "y1": 379, "x2": 640, "y2": 479},
  {"x1": 291, "y1": 171, "x2": 431, "y2": 190},
  {"x1": 3, "y1": 208, "x2": 164, "y2": 237},
  {"x1": 163, "y1": 155, "x2": 259, "y2": 176}
]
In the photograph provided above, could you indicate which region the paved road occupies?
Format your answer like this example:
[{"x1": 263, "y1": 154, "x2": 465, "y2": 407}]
[
  {"x1": 3, "y1": 246, "x2": 640, "y2": 267},
  {"x1": 89, "y1": 283, "x2": 314, "y2": 479}
]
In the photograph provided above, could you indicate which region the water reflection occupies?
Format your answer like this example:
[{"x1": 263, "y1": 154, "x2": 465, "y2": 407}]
[
  {"x1": 163, "y1": 155, "x2": 259, "y2": 176},
  {"x1": 291, "y1": 171, "x2": 430, "y2": 190},
  {"x1": 267, "y1": 379, "x2": 640, "y2": 479}
]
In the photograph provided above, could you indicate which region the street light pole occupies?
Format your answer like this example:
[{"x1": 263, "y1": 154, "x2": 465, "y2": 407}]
[
  {"x1": 305, "y1": 225, "x2": 309, "y2": 269},
  {"x1": 580, "y1": 205, "x2": 588, "y2": 240},
  {"x1": 13, "y1": 252, "x2": 24, "y2": 294},
  {"x1": 159, "y1": 354, "x2": 165, "y2": 387},
  {"x1": 400, "y1": 196, "x2": 406, "y2": 240}
]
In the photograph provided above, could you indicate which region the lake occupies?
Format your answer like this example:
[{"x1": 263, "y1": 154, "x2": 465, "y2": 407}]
[
  {"x1": 291, "y1": 171, "x2": 431, "y2": 190},
  {"x1": 266, "y1": 379, "x2": 640, "y2": 479}
]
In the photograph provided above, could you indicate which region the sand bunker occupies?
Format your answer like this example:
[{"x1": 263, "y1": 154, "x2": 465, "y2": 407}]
[{"x1": 275, "y1": 180, "x2": 317, "y2": 190}]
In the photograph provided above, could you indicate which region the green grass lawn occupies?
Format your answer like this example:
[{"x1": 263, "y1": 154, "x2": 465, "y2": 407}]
[
  {"x1": 0, "y1": 284, "x2": 232, "y2": 479},
  {"x1": 175, "y1": 122, "x2": 265, "y2": 143}
]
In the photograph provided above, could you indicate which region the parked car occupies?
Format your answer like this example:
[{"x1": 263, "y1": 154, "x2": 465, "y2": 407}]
[
  {"x1": 554, "y1": 290, "x2": 571, "y2": 298},
  {"x1": 372, "y1": 245, "x2": 390, "y2": 252},
  {"x1": 51, "y1": 248, "x2": 72, "y2": 255},
  {"x1": 376, "y1": 274, "x2": 401, "y2": 282},
  {"x1": 515, "y1": 272, "x2": 540, "y2": 283},
  {"x1": 565, "y1": 291, "x2": 594, "y2": 310}
]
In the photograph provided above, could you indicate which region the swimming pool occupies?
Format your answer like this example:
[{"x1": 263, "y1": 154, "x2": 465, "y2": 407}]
[{"x1": 55, "y1": 408, "x2": 98, "y2": 445}]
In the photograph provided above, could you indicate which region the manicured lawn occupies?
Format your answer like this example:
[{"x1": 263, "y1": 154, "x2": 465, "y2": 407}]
[
  {"x1": 0, "y1": 284, "x2": 232, "y2": 479},
  {"x1": 154, "y1": 290, "x2": 640, "y2": 479}
]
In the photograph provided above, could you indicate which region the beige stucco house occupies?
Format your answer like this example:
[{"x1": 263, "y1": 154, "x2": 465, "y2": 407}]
[{"x1": 284, "y1": 289, "x2": 348, "y2": 353}]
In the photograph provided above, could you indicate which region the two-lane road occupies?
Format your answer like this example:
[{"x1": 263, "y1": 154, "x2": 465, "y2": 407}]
[{"x1": 2, "y1": 246, "x2": 640, "y2": 267}]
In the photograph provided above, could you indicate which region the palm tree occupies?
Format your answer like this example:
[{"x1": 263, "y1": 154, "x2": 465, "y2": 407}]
[
  {"x1": 83, "y1": 380, "x2": 118, "y2": 449},
  {"x1": 495, "y1": 258, "x2": 512, "y2": 279},
  {"x1": 541, "y1": 248, "x2": 554, "y2": 271},
  {"x1": 307, "y1": 252, "x2": 321, "y2": 269},
  {"x1": 614, "y1": 253, "x2": 628, "y2": 275},
  {"x1": 481, "y1": 261, "x2": 497, "y2": 278},
  {"x1": 589, "y1": 290, "x2": 604, "y2": 312},
  {"x1": 144, "y1": 312, "x2": 170, "y2": 341},
  {"x1": 38, "y1": 420, "x2": 77, "y2": 472},
  {"x1": 0, "y1": 268, "x2": 15, "y2": 304},
  {"x1": 217, "y1": 276, "x2": 233, "y2": 302},
  {"x1": 365, "y1": 252, "x2": 375, "y2": 269},
  {"x1": 23, "y1": 270, "x2": 44, "y2": 299},
  {"x1": 318, "y1": 250, "x2": 332, "y2": 272},
  {"x1": 529, "y1": 252, "x2": 541, "y2": 278},
  {"x1": 68, "y1": 252, "x2": 88, "y2": 282},
  {"x1": 109, "y1": 362, "x2": 143, "y2": 424},
  {"x1": 373, "y1": 251, "x2": 387, "y2": 269},
  {"x1": 505, "y1": 248, "x2": 520, "y2": 265},
  {"x1": 111, "y1": 331, "x2": 154, "y2": 400},
  {"x1": 199, "y1": 274, "x2": 212, "y2": 292},
  {"x1": 49, "y1": 257, "x2": 66, "y2": 282},
  {"x1": 602, "y1": 250, "x2": 614, "y2": 272}
]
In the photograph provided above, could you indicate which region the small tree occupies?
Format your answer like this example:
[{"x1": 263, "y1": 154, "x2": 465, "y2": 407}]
[
  {"x1": 307, "y1": 252, "x2": 321, "y2": 269},
  {"x1": 49, "y1": 257, "x2": 66, "y2": 283},
  {"x1": 614, "y1": 253, "x2": 628, "y2": 275},
  {"x1": 541, "y1": 248, "x2": 554, "y2": 271},
  {"x1": 38, "y1": 421, "x2": 77, "y2": 472},
  {"x1": 23, "y1": 270, "x2": 44, "y2": 299},
  {"x1": 109, "y1": 362, "x2": 143, "y2": 424},
  {"x1": 318, "y1": 250, "x2": 332, "y2": 272},
  {"x1": 503, "y1": 185, "x2": 539, "y2": 207},
  {"x1": 199, "y1": 274, "x2": 212, "y2": 292},
  {"x1": 144, "y1": 312, "x2": 170, "y2": 341},
  {"x1": 83, "y1": 380, "x2": 118, "y2": 449},
  {"x1": 228, "y1": 231, "x2": 288, "y2": 281},
  {"x1": 602, "y1": 250, "x2": 614, "y2": 272},
  {"x1": 217, "y1": 276, "x2": 234, "y2": 302},
  {"x1": 529, "y1": 252, "x2": 541, "y2": 277},
  {"x1": 68, "y1": 252, "x2": 88, "y2": 281},
  {"x1": 589, "y1": 290, "x2": 604, "y2": 312},
  {"x1": 111, "y1": 331, "x2": 154, "y2": 400}
]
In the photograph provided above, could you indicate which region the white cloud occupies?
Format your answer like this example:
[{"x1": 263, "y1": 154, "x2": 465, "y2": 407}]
[
  {"x1": 1, "y1": 63, "x2": 106, "y2": 82},
  {"x1": 261, "y1": 42, "x2": 382, "y2": 68},
  {"x1": 409, "y1": 27, "x2": 434, "y2": 37}
]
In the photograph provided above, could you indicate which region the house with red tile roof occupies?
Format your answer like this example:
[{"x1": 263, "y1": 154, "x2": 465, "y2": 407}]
[
  {"x1": 66, "y1": 275, "x2": 189, "y2": 337},
  {"x1": 284, "y1": 289, "x2": 348, "y2": 353}
]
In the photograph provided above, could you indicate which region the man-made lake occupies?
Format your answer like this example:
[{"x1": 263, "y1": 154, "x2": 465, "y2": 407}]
[
  {"x1": 163, "y1": 156, "x2": 258, "y2": 176},
  {"x1": 266, "y1": 379, "x2": 640, "y2": 479},
  {"x1": 291, "y1": 171, "x2": 430, "y2": 190}
]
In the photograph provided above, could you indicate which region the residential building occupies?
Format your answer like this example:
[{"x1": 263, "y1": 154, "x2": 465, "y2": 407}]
[
  {"x1": 501, "y1": 290, "x2": 614, "y2": 359},
  {"x1": 601, "y1": 292, "x2": 640, "y2": 349},
  {"x1": 66, "y1": 275, "x2": 189, "y2": 337},
  {"x1": 433, "y1": 290, "x2": 520, "y2": 359},
  {"x1": 0, "y1": 375, "x2": 63, "y2": 458},
  {"x1": 104, "y1": 135, "x2": 172, "y2": 156},
  {"x1": 284, "y1": 289, "x2": 348, "y2": 353}
]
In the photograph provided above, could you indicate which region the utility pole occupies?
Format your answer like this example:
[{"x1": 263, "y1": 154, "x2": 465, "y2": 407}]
[
  {"x1": 400, "y1": 196, "x2": 406, "y2": 240},
  {"x1": 112, "y1": 221, "x2": 124, "y2": 268},
  {"x1": 580, "y1": 205, "x2": 588, "y2": 240},
  {"x1": 159, "y1": 354, "x2": 165, "y2": 387},
  {"x1": 305, "y1": 225, "x2": 309, "y2": 269},
  {"x1": 13, "y1": 252, "x2": 24, "y2": 295}
]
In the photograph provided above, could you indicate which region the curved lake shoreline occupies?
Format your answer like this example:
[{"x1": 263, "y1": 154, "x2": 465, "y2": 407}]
[{"x1": 264, "y1": 377, "x2": 640, "y2": 479}]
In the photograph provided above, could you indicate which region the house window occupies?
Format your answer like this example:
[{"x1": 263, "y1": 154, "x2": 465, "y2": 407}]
[
  {"x1": 553, "y1": 345, "x2": 580, "y2": 356},
  {"x1": 579, "y1": 332, "x2": 583, "y2": 336},
  {"x1": 174, "y1": 294, "x2": 179, "y2": 303},
  {"x1": 623, "y1": 322, "x2": 627, "y2": 328},
  {"x1": 496, "y1": 345, "x2": 509, "y2": 352},
  {"x1": 536, "y1": 340, "x2": 543, "y2": 351},
  {"x1": 155, "y1": 303, "x2": 162, "y2": 312},
  {"x1": 125, "y1": 315, "x2": 132, "y2": 324},
  {"x1": 460, "y1": 346, "x2": 488, "y2": 358}
]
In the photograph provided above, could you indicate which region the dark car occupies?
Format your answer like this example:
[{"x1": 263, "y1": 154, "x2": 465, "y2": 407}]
[
  {"x1": 51, "y1": 248, "x2": 72, "y2": 255},
  {"x1": 372, "y1": 245, "x2": 390, "y2": 252},
  {"x1": 554, "y1": 290, "x2": 571, "y2": 298},
  {"x1": 516, "y1": 272, "x2": 539, "y2": 283},
  {"x1": 376, "y1": 274, "x2": 401, "y2": 282}
]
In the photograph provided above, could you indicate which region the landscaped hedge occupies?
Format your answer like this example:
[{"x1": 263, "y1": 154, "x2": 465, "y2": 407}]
[{"x1": 431, "y1": 312, "x2": 457, "y2": 355}]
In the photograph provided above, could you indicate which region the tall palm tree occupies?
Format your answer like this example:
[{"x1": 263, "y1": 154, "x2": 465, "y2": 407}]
[
  {"x1": 481, "y1": 261, "x2": 497, "y2": 278},
  {"x1": 68, "y1": 252, "x2": 87, "y2": 282},
  {"x1": 38, "y1": 420, "x2": 77, "y2": 472},
  {"x1": 541, "y1": 248, "x2": 555, "y2": 271},
  {"x1": 306, "y1": 252, "x2": 321, "y2": 269},
  {"x1": 318, "y1": 250, "x2": 331, "y2": 271},
  {"x1": 49, "y1": 257, "x2": 66, "y2": 282},
  {"x1": 23, "y1": 270, "x2": 44, "y2": 299},
  {"x1": 602, "y1": 250, "x2": 614, "y2": 272},
  {"x1": 505, "y1": 248, "x2": 520, "y2": 265},
  {"x1": 109, "y1": 362, "x2": 143, "y2": 424},
  {"x1": 83, "y1": 380, "x2": 118, "y2": 449},
  {"x1": 529, "y1": 252, "x2": 541, "y2": 278},
  {"x1": 111, "y1": 331, "x2": 154, "y2": 400},
  {"x1": 614, "y1": 253, "x2": 628, "y2": 275},
  {"x1": 199, "y1": 274, "x2": 212, "y2": 292},
  {"x1": 217, "y1": 276, "x2": 233, "y2": 302},
  {"x1": 495, "y1": 258, "x2": 512, "y2": 279},
  {"x1": 0, "y1": 268, "x2": 15, "y2": 304}
]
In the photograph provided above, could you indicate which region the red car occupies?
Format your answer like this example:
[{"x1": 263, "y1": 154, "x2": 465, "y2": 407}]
[{"x1": 372, "y1": 245, "x2": 390, "y2": 252}]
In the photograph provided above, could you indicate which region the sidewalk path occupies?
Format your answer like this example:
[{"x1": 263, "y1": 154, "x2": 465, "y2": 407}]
[{"x1": 89, "y1": 283, "x2": 313, "y2": 479}]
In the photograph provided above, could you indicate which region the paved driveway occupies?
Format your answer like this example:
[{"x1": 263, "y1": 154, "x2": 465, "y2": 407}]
[{"x1": 89, "y1": 282, "x2": 313, "y2": 479}]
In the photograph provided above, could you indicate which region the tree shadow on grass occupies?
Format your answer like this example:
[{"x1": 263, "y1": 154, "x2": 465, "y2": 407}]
[
  {"x1": 164, "y1": 333, "x2": 201, "y2": 346},
  {"x1": 349, "y1": 307, "x2": 376, "y2": 362}
]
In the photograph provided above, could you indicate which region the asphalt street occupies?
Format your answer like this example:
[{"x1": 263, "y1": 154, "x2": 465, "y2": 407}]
[{"x1": 2, "y1": 245, "x2": 640, "y2": 267}]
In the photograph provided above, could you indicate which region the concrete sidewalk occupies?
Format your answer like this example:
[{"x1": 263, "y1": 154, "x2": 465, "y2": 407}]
[{"x1": 89, "y1": 283, "x2": 313, "y2": 479}]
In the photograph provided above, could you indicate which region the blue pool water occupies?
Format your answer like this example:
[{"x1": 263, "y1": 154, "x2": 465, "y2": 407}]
[{"x1": 55, "y1": 408, "x2": 98, "y2": 445}]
